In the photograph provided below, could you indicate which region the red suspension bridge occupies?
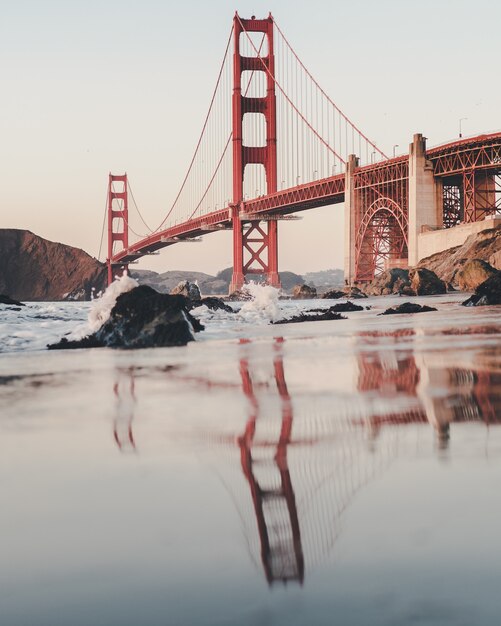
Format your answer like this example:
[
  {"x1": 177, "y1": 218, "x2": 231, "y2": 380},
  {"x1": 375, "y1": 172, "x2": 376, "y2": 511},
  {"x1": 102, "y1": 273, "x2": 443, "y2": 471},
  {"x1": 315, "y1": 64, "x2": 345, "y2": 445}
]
[{"x1": 106, "y1": 13, "x2": 501, "y2": 290}]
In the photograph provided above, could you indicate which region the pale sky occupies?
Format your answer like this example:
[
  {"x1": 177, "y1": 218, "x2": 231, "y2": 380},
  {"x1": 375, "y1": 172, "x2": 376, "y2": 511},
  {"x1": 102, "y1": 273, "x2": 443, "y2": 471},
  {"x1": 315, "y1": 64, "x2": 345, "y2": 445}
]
[{"x1": 1, "y1": 0, "x2": 500, "y2": 276}]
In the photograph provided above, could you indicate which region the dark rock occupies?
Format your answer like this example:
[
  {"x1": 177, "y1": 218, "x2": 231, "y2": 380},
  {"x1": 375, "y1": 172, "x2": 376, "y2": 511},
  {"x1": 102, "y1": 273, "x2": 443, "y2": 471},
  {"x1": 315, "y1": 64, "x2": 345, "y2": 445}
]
[
  {"x1": 329, "y1": 301, "x2": 364, "y2": 312},
  {"x1": 456, "y1": 259, "x2": 498, "y2": 292},
  {"x1": 379, "y1": 302, "x2": 438, "y2": 315},
  {"x1": 302, "y1": 301, "x2": 363, "y2": 313},
  {"x1": 226, "y1": 289, "x2": 253, "y2": 301},
  {"x1": 272, "y1": 310, "x2": 346, "y2": 324},
  {"x1": 364, "y1": 269, "x2": 410, "y2": 296},
  {"x1": 47, "y1": 335, "x2": 104, "y2": 350},
  {"x1": 321, "y1": 289, "x2": 345, "y2": 299},
  {"x1": 462, "y1": 272, "x2": 501, "y2": 306},
  {"x1": 343, "y1": 286, "x2": 368, "y2": 299},
  {"x1": 292, "y1": 284, "x2": 317, "y2": 299},
  {"x1": 170, "y1": 280, "x2": 201, "y2": 301},
  {"x1": 198, "y1": 297, "x2": 234, "y2": 313},
  {"x1": 48, "y1": 285, "x2": 203, "y2": 350},
  {"x1": 409, "y1": 268, "x2": 446, "y2": 296},
  {"x1": 0, "y1": 294, "x2": 25, "y2": 306}
]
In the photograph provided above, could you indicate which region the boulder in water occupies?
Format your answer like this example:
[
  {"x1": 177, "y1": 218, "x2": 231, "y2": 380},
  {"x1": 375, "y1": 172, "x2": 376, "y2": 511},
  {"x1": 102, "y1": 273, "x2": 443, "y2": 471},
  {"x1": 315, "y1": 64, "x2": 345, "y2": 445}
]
[
  {"x1": 227, "y1": 289, "x2": 253, "y2": 301},
  {"x1": 321, "y1": 289, "x2": 345, "y2": 299},
  {"x1": 409, "y1": 268, "x2": 446, "y2": 296},
  {"x1": 329, "y1": 301, "x2": 364, "y2": 312},
  {"x1": 198, "y1": 297, "x2": 234, "y2": 313},
  {"x1": 456, "y1": 259, "x2": 498, "y2": 292},
  {"x1": 48, "y1": 285, "x2": 203, "y2": 350},
  {"x1": 292, "y1": 284, "x2": 317, "y2": 299},
  {"x1": 344, "y1": 286, "x2": 368, "y2": 299},
  {"x1": 462, "y1": 272, "x2": 501, "y2": 306},
  {"x1": 364, "y1": 269, "x2": 410, "y2": 296},
  {"x1": 379, "y1": 302, "x2": 437, "y2": 315},
  {"x1": 0, "y1": 294, "x2": 25, "y2": 306},
  {"x1": 272, "y1": 309, "x2": 346, "y2": 324}
]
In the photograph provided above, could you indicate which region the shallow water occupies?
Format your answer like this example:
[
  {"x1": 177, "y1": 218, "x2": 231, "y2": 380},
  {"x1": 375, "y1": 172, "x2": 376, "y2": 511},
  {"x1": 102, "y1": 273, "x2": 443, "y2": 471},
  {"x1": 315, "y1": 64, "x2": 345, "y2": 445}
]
[{"x1": 1, "y1": 292, "x2": 501, "y2": 625}]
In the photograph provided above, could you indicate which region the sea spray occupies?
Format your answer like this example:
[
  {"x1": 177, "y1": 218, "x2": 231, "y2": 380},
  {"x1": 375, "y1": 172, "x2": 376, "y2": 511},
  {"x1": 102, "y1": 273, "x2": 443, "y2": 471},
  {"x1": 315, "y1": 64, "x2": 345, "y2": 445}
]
[
  {"x1": 238, "y1": 283, "x2": 281, "y2": 323},
  {"x1": 68, "y1": 273, "x2": 139, "y2": 339},
  {"x1": 87, "y1": 273, "x2": 139, "y2": 332}
]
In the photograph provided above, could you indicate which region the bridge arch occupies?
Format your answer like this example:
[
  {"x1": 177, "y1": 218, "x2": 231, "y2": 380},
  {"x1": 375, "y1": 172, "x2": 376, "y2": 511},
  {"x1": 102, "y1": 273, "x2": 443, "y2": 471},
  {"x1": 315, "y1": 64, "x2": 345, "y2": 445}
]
[{"x1": 355, "y1": 197, "x2": 408, "y2": 281}]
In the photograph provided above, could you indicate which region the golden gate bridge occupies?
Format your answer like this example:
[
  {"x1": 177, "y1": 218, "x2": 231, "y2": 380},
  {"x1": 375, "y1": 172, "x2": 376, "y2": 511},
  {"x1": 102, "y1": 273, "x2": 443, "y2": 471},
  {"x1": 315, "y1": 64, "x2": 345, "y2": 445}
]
[{"x1": 105, "y1": 12, "x2": 501, "y2": 290}]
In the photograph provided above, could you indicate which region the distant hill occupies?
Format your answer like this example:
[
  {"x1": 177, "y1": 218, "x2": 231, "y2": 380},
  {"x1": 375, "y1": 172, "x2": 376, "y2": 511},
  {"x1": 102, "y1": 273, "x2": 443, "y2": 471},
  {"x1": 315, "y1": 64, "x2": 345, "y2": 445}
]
[
  {"x1": 303, "y1": 269, "x2": 344, "y2": 289},
  {"x1": 131, "y1": 267, "x2": 305, "y2": 294},
  {"x1": 0, "y1": 229, "x2": 106, "y2": 301},
  {"x1": 130, "y1": 269, "x2": 227, "y2": 295}
]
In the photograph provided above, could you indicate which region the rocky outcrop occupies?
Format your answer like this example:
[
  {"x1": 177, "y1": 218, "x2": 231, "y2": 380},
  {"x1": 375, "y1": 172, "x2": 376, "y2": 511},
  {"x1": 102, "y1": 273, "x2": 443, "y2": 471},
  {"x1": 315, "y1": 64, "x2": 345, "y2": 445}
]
[
  {"x1": 462, "y1": 272, "x2": 501, "y2": 306},
  {"x1": 170, "y1": 280, "x2": 202, "y2": 301},
  {"x1": 408, "y1": 268, "x2": 446, "y2": 295},
  {"x1": 343, "y1": 286, "x2": 368, "y2": 299},
  {"x1": 292, "y1": 284, "x2": 317, "y2": 299},
  {"x1": 380, "y1": 302, "x2": 437, "y2": 315},
  {"x1": 417, "y1": 224, "x2": 501, "y2": 286},
  {"x1": 0, "y1": 229, "x2": 106, "y2": 301},
  {"x1": 0, "y1": 294, "x2": 25, "y2": 306},
  {"x1": 226, "y1": 289, "x2": 253, "y2": 301},
  {"x1": 363, "y1": 268, "x2": 410, "y2": 296},
  {"x1": 48, "y1": 285, "x2": 203, "y2": 349},
  {"x1": 456, "y1": 259, "x2": 498, "y2": 292}
]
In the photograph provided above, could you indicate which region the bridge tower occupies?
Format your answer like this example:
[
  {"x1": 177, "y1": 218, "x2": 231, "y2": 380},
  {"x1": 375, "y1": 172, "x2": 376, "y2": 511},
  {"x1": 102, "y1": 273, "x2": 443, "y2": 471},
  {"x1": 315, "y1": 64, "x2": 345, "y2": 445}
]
[
  {"x1": 230, "y1": 13, "x2": 280, "y2": 293},
  {"x1": 106, "y1": 173, "x2": 129, "y2": 284}
]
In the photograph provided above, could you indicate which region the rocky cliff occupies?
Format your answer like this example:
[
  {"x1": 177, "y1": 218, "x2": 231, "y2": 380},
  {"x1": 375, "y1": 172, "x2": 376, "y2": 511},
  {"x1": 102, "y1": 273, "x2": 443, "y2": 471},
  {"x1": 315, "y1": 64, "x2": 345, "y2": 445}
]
[
  {"x1": 0, "y1": 229, "x2": 107, "y2": 301},
  {"x1": 417, "y1": 224, "x2": 501, "y2": 284}
]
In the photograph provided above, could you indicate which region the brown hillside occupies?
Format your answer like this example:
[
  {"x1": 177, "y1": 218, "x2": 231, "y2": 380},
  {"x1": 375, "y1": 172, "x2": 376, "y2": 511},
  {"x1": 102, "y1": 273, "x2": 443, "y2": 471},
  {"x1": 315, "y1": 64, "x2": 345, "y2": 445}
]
[
  {"x1": 0, "y1": 229, "x2": 107, "y2": 301},
  {"x1": 417, "y1": 224, "x2": 501, "y2": 285}
]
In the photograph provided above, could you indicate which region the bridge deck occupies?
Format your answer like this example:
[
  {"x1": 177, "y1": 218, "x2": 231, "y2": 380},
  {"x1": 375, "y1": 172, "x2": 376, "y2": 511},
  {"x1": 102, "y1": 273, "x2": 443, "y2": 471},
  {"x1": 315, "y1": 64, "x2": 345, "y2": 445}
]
[{"x1": 111, "y1": 131, "x2": 501, "y2": 266}]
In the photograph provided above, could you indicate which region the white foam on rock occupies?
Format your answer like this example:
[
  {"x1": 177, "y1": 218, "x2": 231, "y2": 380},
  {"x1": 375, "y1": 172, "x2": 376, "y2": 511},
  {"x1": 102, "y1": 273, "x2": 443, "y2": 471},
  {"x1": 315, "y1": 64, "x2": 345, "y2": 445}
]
[
  {"x1": 238, "y1": 283, "x2": 281, "y2": 323},
  {"x1": 66, "y1": 273, "x2": 138, "y2": 340},
  {"x1": 87, "y1": 273, "x2": 139, "y2": 333}
]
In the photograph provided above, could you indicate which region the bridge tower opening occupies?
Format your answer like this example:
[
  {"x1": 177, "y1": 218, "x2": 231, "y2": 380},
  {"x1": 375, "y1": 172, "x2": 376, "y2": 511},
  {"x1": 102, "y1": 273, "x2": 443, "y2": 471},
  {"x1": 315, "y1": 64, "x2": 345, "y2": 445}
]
[{"x1": 230, "y1": 13, "x2": 281, "y2": 293}]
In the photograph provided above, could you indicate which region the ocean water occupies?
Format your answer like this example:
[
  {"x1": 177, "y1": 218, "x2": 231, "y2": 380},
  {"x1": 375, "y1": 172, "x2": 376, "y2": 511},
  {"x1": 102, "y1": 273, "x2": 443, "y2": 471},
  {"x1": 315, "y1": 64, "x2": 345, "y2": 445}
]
[{"x1": 1, "y1": 284, "x2": 501, "y2": 626}]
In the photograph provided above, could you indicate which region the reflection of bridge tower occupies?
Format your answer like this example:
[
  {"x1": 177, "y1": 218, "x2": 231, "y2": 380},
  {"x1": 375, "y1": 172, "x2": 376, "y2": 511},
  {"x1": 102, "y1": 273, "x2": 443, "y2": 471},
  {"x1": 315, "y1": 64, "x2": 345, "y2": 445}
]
[
  {"x1": 112, "y1": 368, "x2": 136, "y2": 452},
  {"x1": 238, "y1": 338, "x2": 304, "y2": 585}
]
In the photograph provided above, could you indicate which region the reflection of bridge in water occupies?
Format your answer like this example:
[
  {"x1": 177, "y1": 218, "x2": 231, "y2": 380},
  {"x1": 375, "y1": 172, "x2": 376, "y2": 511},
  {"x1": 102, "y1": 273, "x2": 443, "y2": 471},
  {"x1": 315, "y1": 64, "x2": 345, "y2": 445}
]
[{"x1": 111, "y1": 335, "x2": 501, "y2": 584}]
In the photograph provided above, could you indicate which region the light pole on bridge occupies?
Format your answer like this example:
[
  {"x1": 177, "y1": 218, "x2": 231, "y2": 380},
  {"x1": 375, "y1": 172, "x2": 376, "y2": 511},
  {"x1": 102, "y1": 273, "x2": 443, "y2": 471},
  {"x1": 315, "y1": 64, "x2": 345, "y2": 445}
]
[
  {"x1": 459, "y1": 117, "x2": 467, "y2": 138},
  {"x1": 393, "y1": 144, "x2": 399, "y2": 157}
]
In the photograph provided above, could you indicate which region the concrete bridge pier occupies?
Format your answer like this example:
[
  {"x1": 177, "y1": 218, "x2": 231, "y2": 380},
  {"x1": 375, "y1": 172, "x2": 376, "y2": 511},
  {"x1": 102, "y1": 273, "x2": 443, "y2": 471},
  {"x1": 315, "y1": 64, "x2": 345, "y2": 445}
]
[
  {"x1": 344, "y1": 154, "x2": 359, "y2": 285},
  {"x1": 408, "y1": 133, "x2": 443, "y2": 266}
]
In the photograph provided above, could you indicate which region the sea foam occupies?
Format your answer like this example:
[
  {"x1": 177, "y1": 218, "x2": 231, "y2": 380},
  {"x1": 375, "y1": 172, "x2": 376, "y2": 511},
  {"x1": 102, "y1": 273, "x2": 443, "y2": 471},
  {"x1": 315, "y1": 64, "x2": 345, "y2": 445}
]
[
  {"x1": 238, "y1": 283, "x2": 281, "y2": 323},
  {"x1": 67, "y1": 273, "x2": 139, "y2": 339}
]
